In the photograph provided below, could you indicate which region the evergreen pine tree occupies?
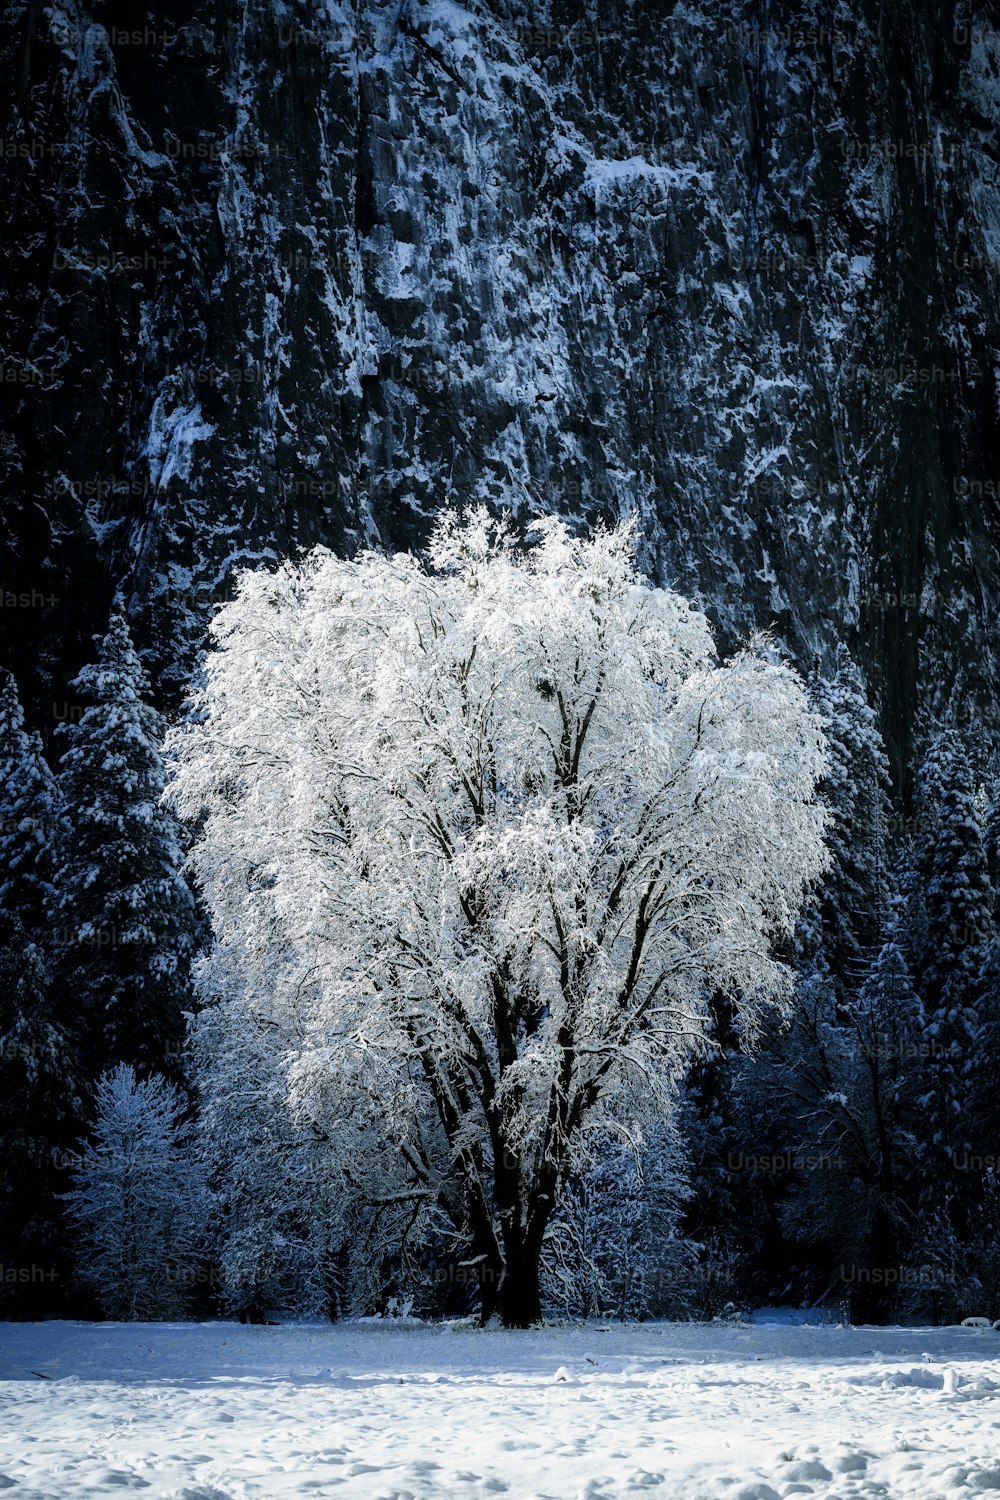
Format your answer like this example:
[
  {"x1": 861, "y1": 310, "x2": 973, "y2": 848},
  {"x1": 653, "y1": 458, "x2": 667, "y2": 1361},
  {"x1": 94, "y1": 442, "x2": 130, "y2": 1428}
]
[
  {"x1": 47, "y1": 611, "x2": 197, "y2": 1076},
  {"x1": 710, "y1": 651, "x2": 900, "y2": 1317},
  {"x1": 0, "y1": 676, "x2": 80, "y2": 1310},
  {"x1": 708, "y1": 657, "x2": 886, "y2": 1314},
  {"x1": 907, "y1": 730, "x2": 993, "y2": 1157},
  {"x1": 799, "y1": 648, "x2": 894, "y2": 980},
  {"x1": 0, "y1": 911, "x2": 81, "y2": 1311},
  {"x1": 844, "y1": 939, "x2": 926, "y2": 1318},
  {"x1": 983, "y1": 780, "x2": 1000, "y2": 895},
  {"x1": 677, "y1": 995, "x2": 771, "y2": 1314},
  {"x1": 976, "y1": 937, "x2": 1000, "y2": 1147},
  {"x1": 742, "y1": 939, "x2": 925, "y2": 1323},
  {"x1": 0, "y1": 670, "x2": 57, "y2": 932}
]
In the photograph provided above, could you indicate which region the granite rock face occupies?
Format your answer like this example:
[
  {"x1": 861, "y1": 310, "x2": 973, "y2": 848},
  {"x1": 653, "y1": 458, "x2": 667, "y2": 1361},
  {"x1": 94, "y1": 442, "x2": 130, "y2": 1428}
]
[{"x1": 3, "y1": 0, "x2": 1000, "y2": 779}]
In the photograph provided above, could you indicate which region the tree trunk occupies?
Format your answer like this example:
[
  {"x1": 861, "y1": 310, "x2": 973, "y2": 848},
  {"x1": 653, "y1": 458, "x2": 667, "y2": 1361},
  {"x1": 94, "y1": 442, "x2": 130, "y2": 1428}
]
[
  {"x1": 496, "y1": 1232, "x2": 544, "y2": 1328},
  {"x1": 473, "y1": 1241, "x2": 504, "y2": 1326},
  {"x1": 854, "y1": 1203, "x2": 894, "y2": 1325},
  {"x1": 488, "y1": 1120, "x2": 561, "y2": 1327}
]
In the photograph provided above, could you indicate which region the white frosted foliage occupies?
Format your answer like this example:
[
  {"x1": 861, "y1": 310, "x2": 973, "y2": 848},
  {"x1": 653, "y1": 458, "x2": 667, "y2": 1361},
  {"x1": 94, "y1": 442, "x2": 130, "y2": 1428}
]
[{"x1": 168, "y1": 511, "x2": 828, "y2": 1321}]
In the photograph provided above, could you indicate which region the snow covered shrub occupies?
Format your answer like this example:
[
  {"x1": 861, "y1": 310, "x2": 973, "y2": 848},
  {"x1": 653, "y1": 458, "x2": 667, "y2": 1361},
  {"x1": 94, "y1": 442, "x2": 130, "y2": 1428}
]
[
  {"x1": 169, "y1": 511, "x2": 829, "y2": 1325},
  {"x1": 65, "y1": 1065, "x2": 206, "y2": 1319}
]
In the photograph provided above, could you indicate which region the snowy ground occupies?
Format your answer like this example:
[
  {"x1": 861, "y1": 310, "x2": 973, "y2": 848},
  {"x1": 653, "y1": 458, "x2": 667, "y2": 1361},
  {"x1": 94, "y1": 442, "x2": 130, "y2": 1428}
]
[{"x1": 1, "y1": 1320, "x2": 1000, "y2": 1498}]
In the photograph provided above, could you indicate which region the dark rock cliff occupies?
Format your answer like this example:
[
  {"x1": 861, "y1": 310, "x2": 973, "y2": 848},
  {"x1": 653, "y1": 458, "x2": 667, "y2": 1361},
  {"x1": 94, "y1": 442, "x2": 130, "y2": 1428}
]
[{"x1": 4, "y1": 0, "x2": 1000, "y2": 782}]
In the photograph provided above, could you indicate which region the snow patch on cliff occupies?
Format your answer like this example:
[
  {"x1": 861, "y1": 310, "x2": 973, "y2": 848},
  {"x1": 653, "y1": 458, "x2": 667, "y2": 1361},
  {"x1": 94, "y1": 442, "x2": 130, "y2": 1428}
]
[{"x1": 142, "y1": 402, "x2": 216, "y2": 492}]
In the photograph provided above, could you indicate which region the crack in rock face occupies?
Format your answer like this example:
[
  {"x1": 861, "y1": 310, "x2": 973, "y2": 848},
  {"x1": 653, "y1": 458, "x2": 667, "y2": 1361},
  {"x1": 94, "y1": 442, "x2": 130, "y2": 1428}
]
[{"x1": 3, "y1": 0, "x2": 1000, "y2": 776}]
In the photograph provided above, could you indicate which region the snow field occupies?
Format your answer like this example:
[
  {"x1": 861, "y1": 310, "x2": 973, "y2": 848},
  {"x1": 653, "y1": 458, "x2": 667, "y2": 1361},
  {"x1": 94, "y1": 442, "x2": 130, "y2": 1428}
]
[{"x1": 1, "y1": 1321, "x2": 1000, "y2": 1498}]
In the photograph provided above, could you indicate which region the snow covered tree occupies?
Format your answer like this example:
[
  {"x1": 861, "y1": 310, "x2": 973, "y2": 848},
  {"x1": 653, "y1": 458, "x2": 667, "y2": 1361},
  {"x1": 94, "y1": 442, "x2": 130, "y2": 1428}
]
[
  {"x1": 906, "y1": 730, "x2": 993, "y2": 1159},
  {"x1": 984, "y1": 781, "x2": 1000, "y2": 895},
  {"x1": 537, "y1": 1118, "x2": 692, "y2": 1321},
  {"x1": 683, "y1": 652, "x2": 893, "y2": 1316},
  {"x1": 824, "y1": 940, "x2": 925, "y2": 1320},
  {"x1": 708, "y1": 652, "x2": 940, "y2": 1321},
  {"x1": 0, "y1": 911, "x2": 80, "y2": 1310},
  {"x1": 976, "y1": 937, "x2": 1000, "y2": 1146},
  {"x1": 797, "y1": 649, "x2": 893, "y2": 979},
  {"x1": 0, "y1": 669, "x2": 57, "y2": 932},
  {"x1": 740, "y1": 939, "x2": 925, "y2": 1322},
  {"x1": 47, "y1": 611, "x2": 197, "y2": 1076},
  {"x1": 913, "y1": 730, "x2": 993, "y2": 983},
  {"x1": 673, "y1": 994, "x2": 771, "y2": 1315},
  {"x1": 169, "y1": 511, "x2": 829, "y2": 1326},
  {"x1": 65, "y1": 1065, "x2": 206, "y2": 1319},
  {"x1": 190, "y1": 993, "x2": 345, "y2": 1322},
  {"x1": 0, "y1": 675, "x2": 79, "y2": 1307}
]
